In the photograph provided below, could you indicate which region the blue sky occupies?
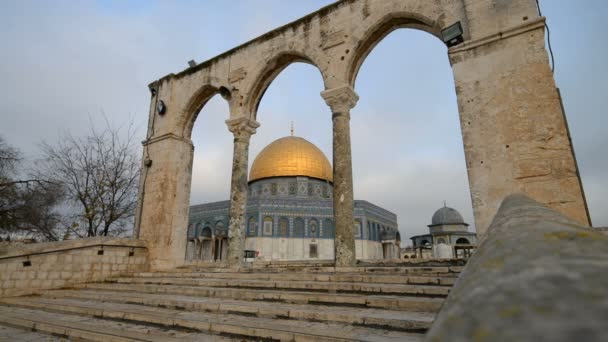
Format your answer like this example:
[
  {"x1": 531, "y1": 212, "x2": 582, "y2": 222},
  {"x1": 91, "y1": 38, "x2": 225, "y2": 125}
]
[{"x1": 1, "y1": 0, "x2": 607, "y2": 242}]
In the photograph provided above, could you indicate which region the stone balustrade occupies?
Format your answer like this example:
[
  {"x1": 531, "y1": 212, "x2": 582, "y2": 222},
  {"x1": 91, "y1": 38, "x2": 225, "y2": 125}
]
[
  {"x1": 0, "y1": 237, "x2": 148, "y2": 297},
  {"x1": 426, "y1": 194, "x2": 608, "y2": 342}
]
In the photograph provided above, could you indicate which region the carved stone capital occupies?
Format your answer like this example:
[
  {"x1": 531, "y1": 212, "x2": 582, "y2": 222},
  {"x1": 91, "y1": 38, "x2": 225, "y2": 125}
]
[
  {"x1": 226, "y1": 117, "x2": 260, "y2": 142},
  {"x1": 321, "y1": 85, "x2": 359, "y2": 114}
]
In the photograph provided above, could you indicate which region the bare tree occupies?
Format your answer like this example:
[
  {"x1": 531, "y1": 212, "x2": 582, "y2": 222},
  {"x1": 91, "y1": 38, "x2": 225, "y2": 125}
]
[
  {"x1": 0, "y1": 136, "x2": 63, "y2": 240},
  {"x1": 37, "y1": 121, "x2": 140, "y2": 237},
  {"x1": 0, "y1": 136, "x2": 19, "y2": 183}
]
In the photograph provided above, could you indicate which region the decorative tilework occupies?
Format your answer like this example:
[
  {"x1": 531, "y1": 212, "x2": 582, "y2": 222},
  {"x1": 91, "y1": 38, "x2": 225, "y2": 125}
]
[{"x1": 187, "y1": 177, "x2": 397, "y2": 241}]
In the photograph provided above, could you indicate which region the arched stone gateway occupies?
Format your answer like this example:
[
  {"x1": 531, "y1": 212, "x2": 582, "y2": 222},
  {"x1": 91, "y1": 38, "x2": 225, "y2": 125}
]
[{"x1": 135, "y1": 0, "x2": 590, "y2": 270}]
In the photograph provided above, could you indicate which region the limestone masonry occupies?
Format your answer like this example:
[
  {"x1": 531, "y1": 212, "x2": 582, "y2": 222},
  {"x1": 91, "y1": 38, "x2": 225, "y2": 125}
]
[{"x1": 134, "y1": 0, "x2": 591, "y2": 270}]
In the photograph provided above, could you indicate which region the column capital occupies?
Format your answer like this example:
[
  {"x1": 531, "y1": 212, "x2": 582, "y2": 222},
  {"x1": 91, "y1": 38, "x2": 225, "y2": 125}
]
[
  {"x1": 226, "y1": 117, "x2": 260, "y2": 142},
  {"x1": 321, "y1": 85, "x2": 359, "y2": 114}
]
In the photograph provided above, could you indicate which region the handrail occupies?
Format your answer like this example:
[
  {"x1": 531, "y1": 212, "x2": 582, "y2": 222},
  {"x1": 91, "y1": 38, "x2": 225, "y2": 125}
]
[
  {"x1": 425, "y1": 194, "x2": 608, "y2": 342},
  {"x1": 0, "y1": 237, "x2": 147, "y2": 261}
]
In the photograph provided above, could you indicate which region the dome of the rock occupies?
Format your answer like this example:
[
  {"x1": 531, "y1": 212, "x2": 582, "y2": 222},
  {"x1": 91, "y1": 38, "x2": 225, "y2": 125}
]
[{"x1": 249, "y1": 136, "x2": 333, "y2": 183}]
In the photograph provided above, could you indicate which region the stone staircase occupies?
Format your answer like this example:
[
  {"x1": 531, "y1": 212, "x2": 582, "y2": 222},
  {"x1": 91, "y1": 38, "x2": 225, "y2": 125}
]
[{"x1": 0, "y1": 263, "x2": 462, "y2": 341}]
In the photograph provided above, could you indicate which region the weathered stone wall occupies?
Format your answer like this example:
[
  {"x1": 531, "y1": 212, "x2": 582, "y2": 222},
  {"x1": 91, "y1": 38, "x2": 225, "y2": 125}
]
[
  {"x1": 450, "y1": 19, "x2": 589, "y2": 234},
  {"x1": 136, "y1": 0, "x2": 590, "y2": 268},
  {"x1": 0, "y1": 237, "x2": 148, "y2": 297},
  {"x1": 426, "y1": 194, "x2": 608, "y2": 341}
]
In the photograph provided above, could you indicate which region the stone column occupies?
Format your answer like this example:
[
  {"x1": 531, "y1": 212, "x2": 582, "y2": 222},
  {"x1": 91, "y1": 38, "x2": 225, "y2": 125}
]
[
  {"x1": 225, "y1": 117, "x2": 260, "y2": 267},
  {"x1": 321, "y1": 85, "x2": 359, "y2": 267}
]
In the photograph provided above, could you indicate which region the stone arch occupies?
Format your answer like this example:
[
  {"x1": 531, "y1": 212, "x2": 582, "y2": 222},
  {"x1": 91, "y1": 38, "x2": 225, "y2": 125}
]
[
  {"x1": 246, "y1": 51, "x2": 328, "y2": 117},
  {"x1": 395, "y1": 231, "x2": 401, "y2": 243},
  {"x1": 346, "y1": 12, "x2": 443, "y2": 87},
  {"x1": 180, "y1": 84, "x2": 230, "y2": 139},
  {"x1": 194, "y1": 223, "x2": 202, "y2": 237},
  {"x1": 137, "y1": 0, "x2": 590, "y2": 270},
  {"x1": 437, "y1": 237, "x2": 447, "y2": 244}
]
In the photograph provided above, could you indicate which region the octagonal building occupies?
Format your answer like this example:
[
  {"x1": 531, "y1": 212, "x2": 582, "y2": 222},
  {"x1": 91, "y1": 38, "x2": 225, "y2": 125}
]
[{"x1": 186, "y1": 135, "x2": 400, "y2": 262}]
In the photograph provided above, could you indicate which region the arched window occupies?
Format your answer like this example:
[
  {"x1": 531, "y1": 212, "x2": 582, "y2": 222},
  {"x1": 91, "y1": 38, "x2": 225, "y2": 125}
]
[
  {"x1": 376, "y1": 225, "x2": 381, "y2": 241},
  {"x1": 308, "y1": 219, "x2": 319, "y2": 238},
  {"x1": 456, "y1": 238, "x2": 470, "y2": 245},
  {"x1": 263, "y1": 216, "x2": 273, "y2": 236},
  {"x1": 195, "y1": 223, "x2": 202, "y2": 237},
  {"x1": 421, "y1": 239, "x2": 431, "y2": 247},
  {"x1": 213, "y1": 221, "x2": 226, "y2": 236},
  {"x1": 294, "y1": 218, "x2": 305, "y2": 237},
  {"x1": 247, "y1": 217, "x2": 257, "y2": 236},
  {"x1": 367, "y1": 222, "x2": 372, "y2": 240},
  {"x1": 396, "y1": 231, "x2": 401, "y2": 243},
  {"x1": 323, "y1": 219, "x2": 334, "y2": 238},
  {"x1": 201, "y1": 227, "x2": 212, "y2": 238},
  {"x1": 437, "y1": 238, "x2": 446, "y2": 244},
  {"x1": 188, "y1": 224, "x2": 194, "y2": 238},
  {"x1": 278, "y1": 217, "x2": 289, "y2": 237}
]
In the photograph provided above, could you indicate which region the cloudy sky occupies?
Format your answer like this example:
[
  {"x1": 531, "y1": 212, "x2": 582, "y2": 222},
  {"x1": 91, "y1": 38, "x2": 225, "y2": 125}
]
[{"x1": 1, "y1": 0, "x2": 607, "y2": 243}]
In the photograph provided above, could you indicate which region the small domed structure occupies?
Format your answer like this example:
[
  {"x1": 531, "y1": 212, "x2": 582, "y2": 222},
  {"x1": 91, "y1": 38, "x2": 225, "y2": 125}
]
[
  {"x1": 430, "y1": 206, "x2": 467, "y2": 226},
  {"x1": 410, "y1": 203, "x2": 477, "y2": 260}
]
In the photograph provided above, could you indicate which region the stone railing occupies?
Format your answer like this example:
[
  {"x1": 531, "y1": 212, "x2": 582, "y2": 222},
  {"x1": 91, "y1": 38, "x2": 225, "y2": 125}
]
[
  {"x1": 426, "y1": 194, "x2": 608, "y2": 342},
  {"x1": 0, "y1": 237, "x2": 148, "y2": 297}
]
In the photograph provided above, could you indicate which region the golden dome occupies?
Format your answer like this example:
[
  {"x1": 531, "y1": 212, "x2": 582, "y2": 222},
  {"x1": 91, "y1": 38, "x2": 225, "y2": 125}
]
[{"x1": 249, "y1": 136, "x2": 333, "y2": 183}]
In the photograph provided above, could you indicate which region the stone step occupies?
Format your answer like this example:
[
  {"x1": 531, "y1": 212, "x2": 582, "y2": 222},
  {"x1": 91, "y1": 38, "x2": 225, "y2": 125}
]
[
  {"x1": 40, "y1": 289, "x2": 435, "y2": 332},
  {"x1": 0, "y1": 305, "x2": 236, "y2": 341},
  {"x1": 0, "y1": 324, "x2": 66, "y2": 342},
  {"x1": 131, "y1": 272, "x2": 457, "y2": 285},
  {"x1": 173, "y1": 265, "x2": 463, "y2": 275},
  {"x1": 78, "y1": 283, "x2": 444, "y2": 312},
  {"x1": 1, "y1": 297, "x2": 425, "y2": 342},
  {"x1": 110, "y1": 276, "x2": 451, "y2": 296}
]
